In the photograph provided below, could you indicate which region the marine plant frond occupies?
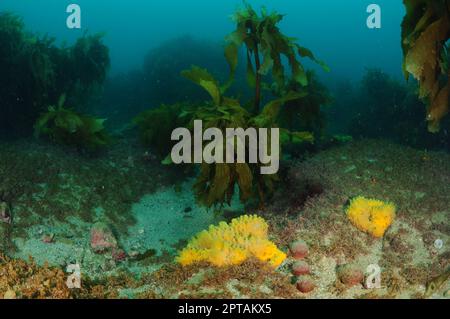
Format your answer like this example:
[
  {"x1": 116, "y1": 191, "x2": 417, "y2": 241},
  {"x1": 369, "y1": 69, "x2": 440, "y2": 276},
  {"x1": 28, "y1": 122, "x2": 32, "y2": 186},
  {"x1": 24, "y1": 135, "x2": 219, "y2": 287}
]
[
  {"x1": 133, "y1": 103, "x2": 192, "y2": 157},
  {"x1": 280, "y1": 129, "x2": 315, "y2": 146},
  {"x1": 181, "y1": 66, "x2": 222, "y2": 105},
  {"x1": 251, "y1": 91, "x2": 309, "y2": 128},
  {"x1": 225, "y1": 2, "x2": 329, "y2": 113},
  {"x1": 0, "y1": 12, "x2": 111, "y2": 137},
  {"x1": 35, "y1": 97, "x2": 110, "y2": 151},
  {"x1": 70, "y1": 33, "x2": 110, "y2": 85},
  {"x1": 401, "y1": 0, "x2": 450, "y2": 133}
]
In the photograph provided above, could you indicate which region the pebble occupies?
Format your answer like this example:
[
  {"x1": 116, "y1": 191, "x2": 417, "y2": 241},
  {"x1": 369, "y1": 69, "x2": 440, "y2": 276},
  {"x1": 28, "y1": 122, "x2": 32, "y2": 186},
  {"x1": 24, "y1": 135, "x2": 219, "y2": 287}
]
[
  {"x1": 292, "y1": 261, "x2": 311, "y2": 276},
  {"x1": 296, "y1": 276, "x2": 315, "y2": 293},
  {"x1": 337, "y1": 264, "x2": 364, "y2": 287},
  {"x1": 434, "y1": 239, "x2": 443, "y2": 250},
  {"x1": 289, "y1": 240, "x2": 309, "y2": 259}
]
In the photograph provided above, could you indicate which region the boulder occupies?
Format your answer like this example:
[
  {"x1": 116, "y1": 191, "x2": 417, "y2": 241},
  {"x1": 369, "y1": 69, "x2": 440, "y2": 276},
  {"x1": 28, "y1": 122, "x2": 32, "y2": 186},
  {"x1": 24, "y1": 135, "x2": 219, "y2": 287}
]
[{"x1": 90, "y1": 222, "x2": 118, "y2": 254}]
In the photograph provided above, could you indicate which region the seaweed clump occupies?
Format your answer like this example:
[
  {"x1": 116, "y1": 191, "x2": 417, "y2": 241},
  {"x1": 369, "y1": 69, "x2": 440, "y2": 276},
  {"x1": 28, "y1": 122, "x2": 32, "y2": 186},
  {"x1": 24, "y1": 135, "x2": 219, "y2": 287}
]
[
  {"x1": 133, "y1": 103, "x2": 191, "y2": 157},
  {"x1": 182, "y1": 66, "x2": 306, "y2": 207},
  {"x1": 35, "y1": 95, "x2": 110, "y2": 151},
  {"x1": 401, "y1": 0, "x2": 450, "y2": 132},
  {"x1": 177, "y1": 3, "x2": 328, "y2": 207},
  {"x1": 348, "y1": 68, "x2": 450, "y2": 149},
  {"x1": 0, "y1": 254, "x2": 71, "y2": 299},
  {"x1": 142, "y1": 35, "x2": 231, "y2": 105},
  {"x1": 0, "y1": 12, "x2": 110, "y2": 138},
  {"x1": 277, "y1": 71, "x2": 333, "y2": 146},
  {"x1": 224, "y1": 3, "x2": 329, "y2": 114}
]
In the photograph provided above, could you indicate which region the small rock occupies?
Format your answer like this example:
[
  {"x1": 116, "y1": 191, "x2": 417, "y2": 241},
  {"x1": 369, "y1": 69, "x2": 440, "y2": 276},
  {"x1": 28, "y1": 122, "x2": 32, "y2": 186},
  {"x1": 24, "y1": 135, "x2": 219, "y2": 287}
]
[
  {"x1": 112, "y1": 249, "x2": 127, "y2": 262},
  {"x1": 42, "y1": 233, "x2": 55, "y2": 243},
  {"x1": 3, "y1": 290, "x2": 16, "y2": 299},
  {"x1": 292, "y1": 260, "x2": 311, "y2": 276},
  {"x1": 433, "y1": 239, "x2": 443, "y2": 250},
  {"x1": 90, "y1": 222, "x2": 118, "y2": 254},
  {"x1": 128, "y1": 250, "x2": 139, "y2": 258},
  {"x1": 337, "y1": 264, "x2": 364, "y2": 287},
  {"x1": 296, "y1": 276, "x2": 315, "y2": 293},
  {"x1": 289, "y1": 240, "x2": 309, "y2": 259}
]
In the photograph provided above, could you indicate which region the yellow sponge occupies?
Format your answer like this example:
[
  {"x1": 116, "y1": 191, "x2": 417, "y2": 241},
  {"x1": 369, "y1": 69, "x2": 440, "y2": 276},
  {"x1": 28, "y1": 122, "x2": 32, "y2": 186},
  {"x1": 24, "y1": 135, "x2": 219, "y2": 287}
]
[
  {"x1": 346, "y1": 196, "x2": 396, "y2": 238},
  {"x1": 176, "y1": 215, "x2": 286, "y2": 267}
]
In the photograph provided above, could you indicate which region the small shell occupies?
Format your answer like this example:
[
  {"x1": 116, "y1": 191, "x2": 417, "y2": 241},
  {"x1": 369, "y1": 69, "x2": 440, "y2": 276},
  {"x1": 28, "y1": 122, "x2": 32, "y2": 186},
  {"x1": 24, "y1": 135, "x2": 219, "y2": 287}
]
[{"x1": 434, "y1": 239, "x2": 443, "y2": 250}]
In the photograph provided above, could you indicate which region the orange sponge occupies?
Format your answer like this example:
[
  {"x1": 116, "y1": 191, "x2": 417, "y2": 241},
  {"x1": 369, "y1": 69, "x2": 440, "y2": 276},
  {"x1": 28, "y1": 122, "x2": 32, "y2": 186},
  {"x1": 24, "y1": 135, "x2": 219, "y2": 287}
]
[
  {"x1": 176, "y1": 215, "x2": 286, "y2": 267},
  {"x1": 346, "y1": 196, "x2": 396, "y2": 238}
]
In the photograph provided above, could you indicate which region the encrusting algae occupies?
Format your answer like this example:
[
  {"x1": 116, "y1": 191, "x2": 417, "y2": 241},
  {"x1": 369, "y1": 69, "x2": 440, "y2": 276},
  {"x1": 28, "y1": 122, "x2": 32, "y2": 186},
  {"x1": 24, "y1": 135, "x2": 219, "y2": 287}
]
[
  {"x1": 346, "y1": 196, "x2": 396, "y2": 238},
  {"x1": 176, "y1": 215, "x2": 286, "y2": 267}
]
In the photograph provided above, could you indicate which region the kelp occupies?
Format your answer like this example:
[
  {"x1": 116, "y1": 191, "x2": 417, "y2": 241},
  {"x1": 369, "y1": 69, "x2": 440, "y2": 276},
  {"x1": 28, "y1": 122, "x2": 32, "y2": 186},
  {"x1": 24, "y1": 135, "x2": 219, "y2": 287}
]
[
  {"x1": 142, "y1": 35, "x2": 230, "y2": 106},
  {"x1": 35, "y1": 95, "x2": 110, "y2": 151},
  {"x1": 0, "y1": 12, "x2": 110, "y2": 137},
  {"x1": 71, "y1": 33, "x2": 110, "y2": 85},
  {"x1": 401, "y1": 0, "x2": 450, "y2": 132},
  {"x1": 224, "y1": 2, "x2": 329, "y2": 113},
  {"x1": 173, "y1": 3, "x2": 328, "y2": 207},
  {"x1": 280, "y1": 129, "x2": 315, "y2": 146},
  {"x1": 190, "y1": 109, "x2": 257, "y2": 206},
  {"x1": 0, "y1": 13, "x2": 54, "y2": 137},
  {"x1": 63, "y1": 33, "x2": 110, "y2": 109},
  {"x1": 348, "y1": 68, "x2": 450, "y2": 149},
  {"x1": 133, "y1": 104, "x2": 191, "y2": 157},
  {"x1": 276, "y1": 71, "x2": 332, "y2": 140},
  {"x1": 182, "y1": 66, "x2": 310, "y2": 207}
]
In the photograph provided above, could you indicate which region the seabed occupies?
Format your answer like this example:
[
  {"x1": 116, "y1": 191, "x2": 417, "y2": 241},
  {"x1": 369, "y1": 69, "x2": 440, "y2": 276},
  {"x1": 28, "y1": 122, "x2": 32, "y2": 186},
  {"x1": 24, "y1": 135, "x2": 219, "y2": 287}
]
[{"x1": 0, "y1": 138, "x2": 448, "y2": 299}]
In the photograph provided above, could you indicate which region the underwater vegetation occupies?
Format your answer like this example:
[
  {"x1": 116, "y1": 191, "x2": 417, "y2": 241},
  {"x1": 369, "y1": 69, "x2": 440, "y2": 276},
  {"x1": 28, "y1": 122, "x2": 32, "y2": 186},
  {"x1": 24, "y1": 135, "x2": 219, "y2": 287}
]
[
  {"x1": 99, "y1": 36, "x2": 239, "y2": 130},
  {"x1": 176, "y1": 215, "x2": 286, "y2": 267},
  {"x1": 346, "y1": 196, "x2": 396, "y2": 238},
  {"x1": 0, "y1": 0, "x2": 449, "y2": 300},
  {"x1": 130, "y1": 3, "x2": 329, "y2": 208},
  {"x1": 401, "y1": 0, "x2": 450, "y2": 133},
  {"x1": 142, "y1": 36, "x2": 233, "y2": 106},
  {"x1": 133, "y1": 103, "x2": 191, "y2": 157},
  {"x1": 345, "y1": 68, "x2": 450, "y2": 150},
  {"x1": 173, "y1": 3, "x2": 329, "y2": 207},
  {"x1": 224, "y1": 2, "x2": 329, "y2": 114},
  {"x1": 0, "y1": 12, "x2": 110, "y2": 139},
  {"x1": 181, "y1": 71, "x2": 312, "y2": 207},
  {"x1": 277, "y1": 71, "x2": 333, "y2": 144},
  {"x1": 34, "y1": 95, "x2": 110, "y2": 151}
]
